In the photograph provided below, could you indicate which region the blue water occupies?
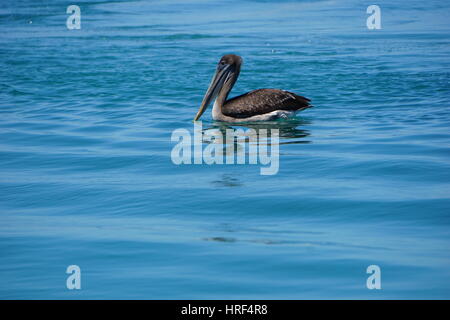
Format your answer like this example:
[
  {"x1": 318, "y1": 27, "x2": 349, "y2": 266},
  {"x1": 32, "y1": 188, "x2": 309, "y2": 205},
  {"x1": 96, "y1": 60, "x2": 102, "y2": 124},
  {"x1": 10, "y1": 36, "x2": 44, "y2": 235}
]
[{"x1": 1, "y1": 0, "x2": 450, "y2": 299}]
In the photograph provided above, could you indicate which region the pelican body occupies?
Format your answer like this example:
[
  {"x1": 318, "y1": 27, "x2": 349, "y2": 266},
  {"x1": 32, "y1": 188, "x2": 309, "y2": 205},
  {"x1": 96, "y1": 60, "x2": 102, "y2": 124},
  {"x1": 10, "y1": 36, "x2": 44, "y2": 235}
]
[{"x1": 194, "y1": 54, "x2": 311, "y2": 122}]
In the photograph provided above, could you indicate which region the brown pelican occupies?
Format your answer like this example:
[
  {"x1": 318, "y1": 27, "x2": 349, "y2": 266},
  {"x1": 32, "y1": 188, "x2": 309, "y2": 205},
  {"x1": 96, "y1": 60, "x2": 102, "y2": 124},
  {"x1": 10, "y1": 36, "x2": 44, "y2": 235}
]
[{"x1": 194, "y1": 54, "x2": 311, "y2": 122}]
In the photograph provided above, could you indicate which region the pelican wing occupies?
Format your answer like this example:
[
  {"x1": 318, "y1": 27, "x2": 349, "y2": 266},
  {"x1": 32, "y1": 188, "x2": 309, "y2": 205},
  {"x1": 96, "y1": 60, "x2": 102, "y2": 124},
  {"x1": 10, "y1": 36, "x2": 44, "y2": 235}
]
[{"x1": 222, "y1": 89, "x2": 311, "y2": 119}]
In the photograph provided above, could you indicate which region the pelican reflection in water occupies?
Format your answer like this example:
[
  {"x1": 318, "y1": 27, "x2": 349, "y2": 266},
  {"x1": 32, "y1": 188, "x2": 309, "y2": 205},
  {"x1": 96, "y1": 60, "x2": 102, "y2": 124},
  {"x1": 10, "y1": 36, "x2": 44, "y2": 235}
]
[
  {"x1": 203, "y1": 118, "x2": 312, "y2": 145},
  {"x1": 194, "y1": 54, "x2": 312, "y2": 122}
]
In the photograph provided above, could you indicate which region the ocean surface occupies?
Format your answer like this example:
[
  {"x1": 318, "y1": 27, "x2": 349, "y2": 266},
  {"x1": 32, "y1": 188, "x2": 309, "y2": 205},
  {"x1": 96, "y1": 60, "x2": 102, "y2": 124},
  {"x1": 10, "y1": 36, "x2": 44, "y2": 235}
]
[{"x1": 1, "y1": 0, "x2": 450, "y2": 299}]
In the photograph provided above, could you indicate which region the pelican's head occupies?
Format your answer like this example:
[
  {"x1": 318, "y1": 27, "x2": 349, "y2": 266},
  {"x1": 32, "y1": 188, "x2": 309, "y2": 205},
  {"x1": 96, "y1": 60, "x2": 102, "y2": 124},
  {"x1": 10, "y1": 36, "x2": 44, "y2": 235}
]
[{"x1": 194, "y1": 54, "x2": 242, "y2": 121}]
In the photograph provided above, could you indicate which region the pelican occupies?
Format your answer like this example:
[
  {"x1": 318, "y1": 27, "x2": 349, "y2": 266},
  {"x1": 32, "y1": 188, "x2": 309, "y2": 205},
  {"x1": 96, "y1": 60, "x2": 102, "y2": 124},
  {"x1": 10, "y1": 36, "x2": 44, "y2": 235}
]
[{"x1": 194, "y1": 54, "x2": 311, "y2": 122}]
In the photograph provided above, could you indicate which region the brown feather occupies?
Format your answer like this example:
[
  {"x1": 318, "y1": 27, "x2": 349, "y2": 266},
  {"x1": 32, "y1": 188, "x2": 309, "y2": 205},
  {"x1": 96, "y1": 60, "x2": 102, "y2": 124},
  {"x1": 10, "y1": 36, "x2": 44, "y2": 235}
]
[{"x1": 222, "y1": 89, "x2": 311, "y2": 119}]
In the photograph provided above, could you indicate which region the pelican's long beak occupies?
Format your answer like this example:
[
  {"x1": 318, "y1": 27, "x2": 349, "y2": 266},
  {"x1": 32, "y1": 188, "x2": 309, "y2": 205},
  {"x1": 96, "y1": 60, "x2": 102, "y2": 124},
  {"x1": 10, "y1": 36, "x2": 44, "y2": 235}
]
[{"x1": 194, "y1": 65, "x2": 231, "y2": 121}]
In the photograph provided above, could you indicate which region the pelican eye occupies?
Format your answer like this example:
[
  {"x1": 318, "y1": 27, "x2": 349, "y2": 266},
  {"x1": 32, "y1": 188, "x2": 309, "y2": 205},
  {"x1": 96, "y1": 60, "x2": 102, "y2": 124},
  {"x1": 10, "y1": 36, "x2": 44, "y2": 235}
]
[{"x1": 218, "y1": 60, "x2": 227, "y2": 68}]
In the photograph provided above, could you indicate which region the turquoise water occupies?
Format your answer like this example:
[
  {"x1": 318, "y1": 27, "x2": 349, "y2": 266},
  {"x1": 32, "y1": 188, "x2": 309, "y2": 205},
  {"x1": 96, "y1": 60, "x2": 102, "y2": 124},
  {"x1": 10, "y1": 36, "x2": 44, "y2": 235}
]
[{"x1": 1, "y1": 0, "x2": 450, "y2": 299}]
